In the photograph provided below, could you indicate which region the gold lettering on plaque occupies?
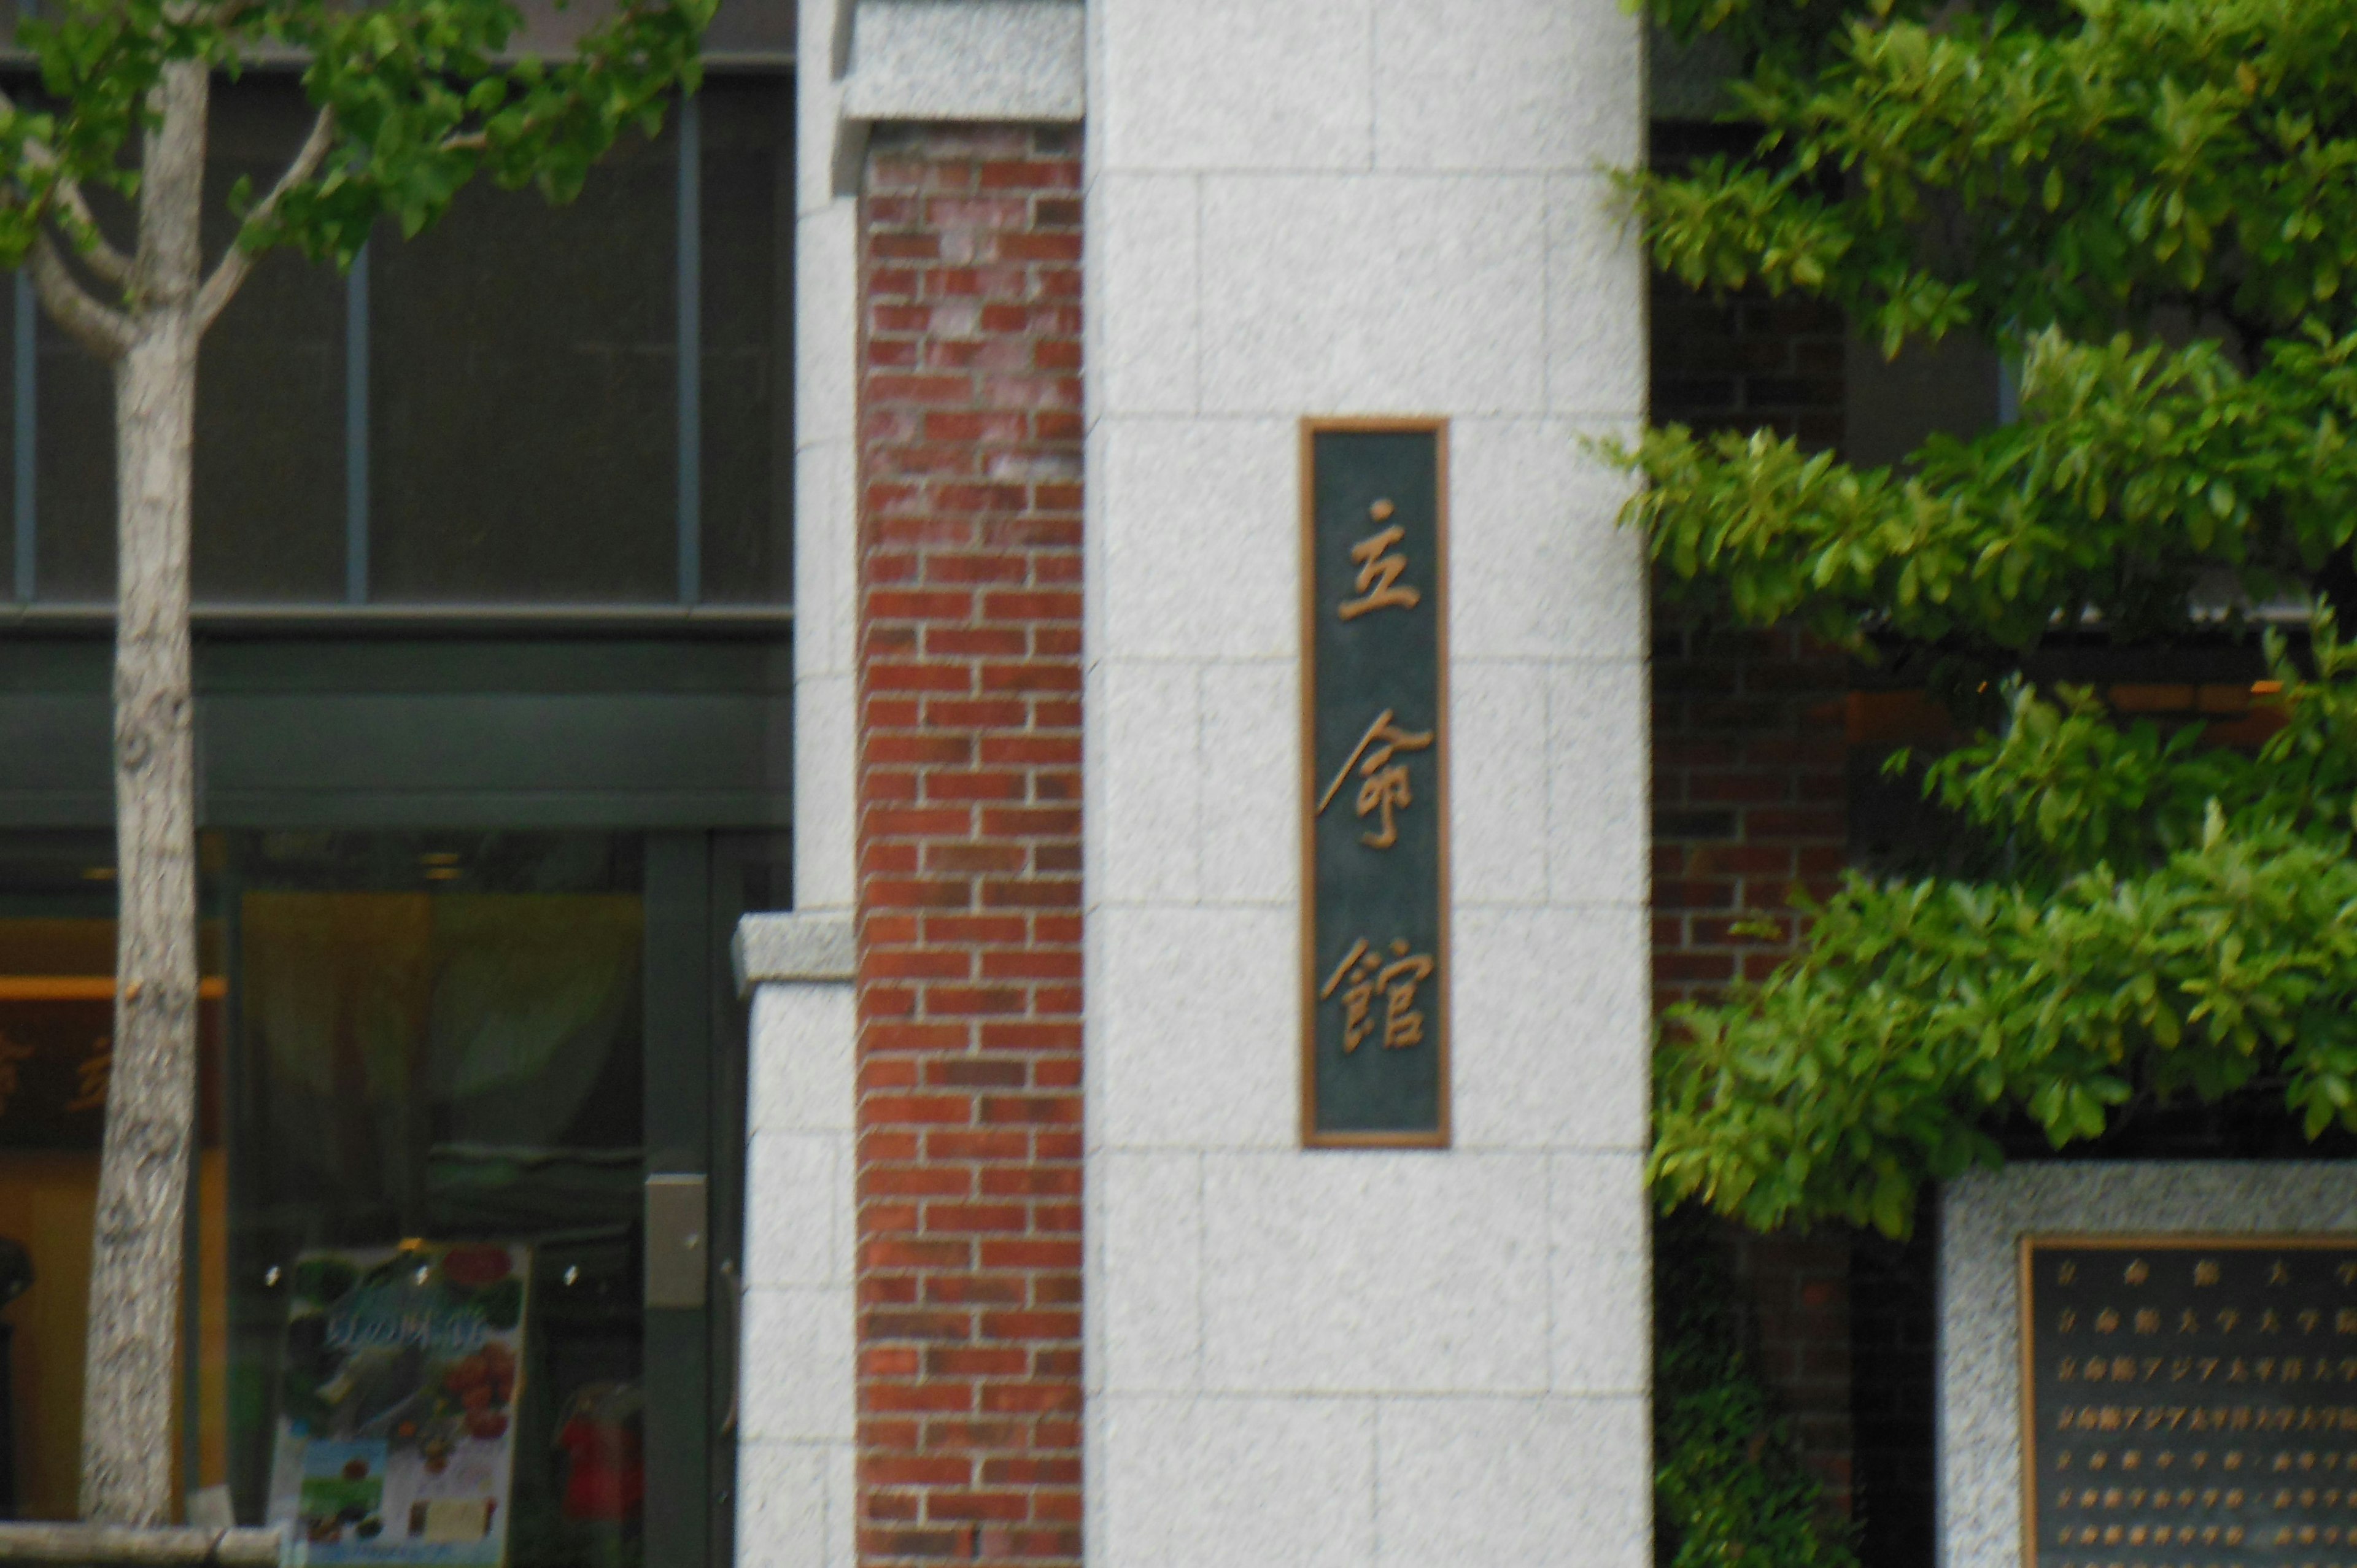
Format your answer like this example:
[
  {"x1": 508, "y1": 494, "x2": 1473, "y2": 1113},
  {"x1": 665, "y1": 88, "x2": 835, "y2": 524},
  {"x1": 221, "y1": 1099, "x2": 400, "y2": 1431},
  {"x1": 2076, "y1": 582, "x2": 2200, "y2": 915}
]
[
  {"x1": 2197, "y1": 1261, "x2": 2223, "y2": 1286},
  {"x1": 1337, "y1": 517, "x2": 1421, "y2": 621},
  {"x1": 1319, "y1": 937, "x2": 1437, "y2": 1054},
  {"x1": 1317, "y1": 709, "x2": 1436, "y2": 850}
]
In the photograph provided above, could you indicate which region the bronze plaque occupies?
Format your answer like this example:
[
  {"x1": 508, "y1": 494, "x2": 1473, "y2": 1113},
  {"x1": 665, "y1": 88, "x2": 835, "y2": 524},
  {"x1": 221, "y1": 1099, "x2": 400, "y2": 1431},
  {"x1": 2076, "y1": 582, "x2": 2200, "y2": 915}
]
[
  {"x1": 2024, "y1": 1237, "x2": 2357, "y2": 1568},
  {"x1": 1299, "y1": 419, "x2": 1450, "y2": 1147}
]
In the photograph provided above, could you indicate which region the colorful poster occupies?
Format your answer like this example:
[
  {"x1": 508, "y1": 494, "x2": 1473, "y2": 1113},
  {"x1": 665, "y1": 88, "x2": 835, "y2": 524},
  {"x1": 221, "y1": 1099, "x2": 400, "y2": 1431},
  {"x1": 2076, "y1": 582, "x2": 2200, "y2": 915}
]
[{"x1": 268, "y1": 1242, "x2": 530, "y2": 1567}]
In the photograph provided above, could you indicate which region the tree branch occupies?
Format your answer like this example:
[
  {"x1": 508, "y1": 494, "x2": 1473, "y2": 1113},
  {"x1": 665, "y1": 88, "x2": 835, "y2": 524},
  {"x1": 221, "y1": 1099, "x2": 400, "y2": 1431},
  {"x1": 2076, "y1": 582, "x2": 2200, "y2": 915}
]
[
  {"x1": 0, "y1": 83, "x2": 133, "y2": 287},
  {"x1": 28, "y1": 229, "x2": 132, "y2": 358},
  {"x1": 193, "y1": 104, "x2": 334, "y2": 333}
]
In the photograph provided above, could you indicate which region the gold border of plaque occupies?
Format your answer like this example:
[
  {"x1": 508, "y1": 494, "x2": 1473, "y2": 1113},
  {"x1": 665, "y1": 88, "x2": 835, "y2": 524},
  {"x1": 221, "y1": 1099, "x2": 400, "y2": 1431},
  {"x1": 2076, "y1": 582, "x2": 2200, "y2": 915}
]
[
  {"x1": 1298, "y1": 415, "x2": 1453, "y2": 1150},
  {"x1": 2019, "y1": 1232, "x2": 2357, "y2": 1568}
]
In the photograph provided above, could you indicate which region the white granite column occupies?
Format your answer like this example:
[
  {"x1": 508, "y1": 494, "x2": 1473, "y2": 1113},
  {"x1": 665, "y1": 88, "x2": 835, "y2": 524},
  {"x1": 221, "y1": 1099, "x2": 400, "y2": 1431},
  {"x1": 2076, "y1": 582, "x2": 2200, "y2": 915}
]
[
  {"x1": 730, "y1": 0, "x2": 864, "y2": 1558},
  {"x1": 1082, "y1": 2, "x2": 1653, "y2": 1564}
]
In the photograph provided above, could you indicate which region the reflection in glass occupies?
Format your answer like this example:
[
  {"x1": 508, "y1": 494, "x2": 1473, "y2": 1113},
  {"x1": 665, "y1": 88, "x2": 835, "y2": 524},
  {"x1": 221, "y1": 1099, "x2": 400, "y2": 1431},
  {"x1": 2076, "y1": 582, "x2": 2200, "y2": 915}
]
[
  {"x1": 0, "y1": 832, "x2": 226, "y2": 1521},
  {"x1": 226, "y1": 834, "x2": 646, "y2": 1568}
]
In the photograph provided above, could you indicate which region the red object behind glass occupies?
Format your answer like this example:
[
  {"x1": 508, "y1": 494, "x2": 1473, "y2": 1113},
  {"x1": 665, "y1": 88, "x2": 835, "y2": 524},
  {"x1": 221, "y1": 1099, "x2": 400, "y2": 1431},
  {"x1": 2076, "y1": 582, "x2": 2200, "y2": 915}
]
[{"x1": 555, "y1": 1383, "x2": 645, "y2": 1522}]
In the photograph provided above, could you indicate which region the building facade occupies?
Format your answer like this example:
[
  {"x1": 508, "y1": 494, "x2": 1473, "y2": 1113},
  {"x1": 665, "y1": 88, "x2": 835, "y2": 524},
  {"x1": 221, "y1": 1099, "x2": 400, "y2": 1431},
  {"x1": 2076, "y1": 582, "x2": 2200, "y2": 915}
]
[
  {"x1": 737, "y1": 2, "x2": 1651, "y2": 1563},
  {"x1": 0, "y1": 2, "x2": 1655, "y2": 1565}
]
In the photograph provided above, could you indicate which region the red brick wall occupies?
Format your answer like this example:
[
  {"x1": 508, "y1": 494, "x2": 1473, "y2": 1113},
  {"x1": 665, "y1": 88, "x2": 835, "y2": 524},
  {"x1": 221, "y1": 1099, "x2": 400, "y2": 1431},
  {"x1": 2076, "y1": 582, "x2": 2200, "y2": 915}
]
[
  {"x1": 854, "y1": 122, "x2": 1085, "y2": 1568},
  {"x1": 1648, "y1": 262, "x2": 1857, "y2": 1518}
]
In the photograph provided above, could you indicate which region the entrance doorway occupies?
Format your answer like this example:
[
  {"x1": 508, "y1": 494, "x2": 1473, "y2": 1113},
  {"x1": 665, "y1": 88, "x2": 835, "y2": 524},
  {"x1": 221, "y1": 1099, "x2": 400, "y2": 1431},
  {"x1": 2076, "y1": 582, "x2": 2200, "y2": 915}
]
[{"x1": 0, "y1": 828, "x2": 770, "y2": 1568}]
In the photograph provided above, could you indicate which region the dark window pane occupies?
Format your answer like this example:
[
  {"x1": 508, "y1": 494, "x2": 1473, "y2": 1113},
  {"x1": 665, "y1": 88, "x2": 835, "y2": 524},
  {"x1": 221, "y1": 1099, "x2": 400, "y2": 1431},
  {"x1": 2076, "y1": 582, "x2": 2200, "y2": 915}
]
[
  {"x1": 699, "y1": 77, "x2": 790, "y2": 605},
  {"x1": 370, "y1": 133, "x2": 677, "y2": 603},
  {"x1": 699, "y1": 0, "x2": 795, "y2": 60},
  {"x1": 35, "y1": 304, "x2": 117, "y2": 602},
  {"x1": 0, "y1": 275, "x2": 16, "y2": 601},
  {"x1": 195, "y1": 79, "x2": 347, "y2": 603}
]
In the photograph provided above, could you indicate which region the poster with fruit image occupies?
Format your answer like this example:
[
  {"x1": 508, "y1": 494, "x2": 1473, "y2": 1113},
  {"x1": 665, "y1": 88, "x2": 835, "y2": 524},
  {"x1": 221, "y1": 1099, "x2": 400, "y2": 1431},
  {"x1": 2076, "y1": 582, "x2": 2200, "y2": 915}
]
[{"x1": 266, "y1": 1242, "x2": 530, "y2": 1566}]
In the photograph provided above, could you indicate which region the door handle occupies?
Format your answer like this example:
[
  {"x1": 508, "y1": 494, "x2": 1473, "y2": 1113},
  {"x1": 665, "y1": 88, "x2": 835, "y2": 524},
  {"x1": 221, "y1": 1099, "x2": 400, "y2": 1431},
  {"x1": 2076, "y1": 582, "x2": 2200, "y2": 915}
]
[
  {"x1": 718, "y1": 1257, "x2": 743, "y2": 1437},
  {"x1": 644, "y1": 1172, "x2": 709, "y2": 1310}
]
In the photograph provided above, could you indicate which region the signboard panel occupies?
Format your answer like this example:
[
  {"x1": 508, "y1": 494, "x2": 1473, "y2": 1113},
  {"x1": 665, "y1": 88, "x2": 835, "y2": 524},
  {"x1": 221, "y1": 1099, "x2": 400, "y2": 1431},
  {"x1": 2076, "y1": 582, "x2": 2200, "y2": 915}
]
[
  {"x1": 269, "y1": 1242, "x2": 531, "y2": 1567},
  {"x1": 1299, "y1": 419, "x2": 1450, "y2": 1146},
  {"x1": 2022, "y1": 1236, "x2": 2357, "y2": 1568}
]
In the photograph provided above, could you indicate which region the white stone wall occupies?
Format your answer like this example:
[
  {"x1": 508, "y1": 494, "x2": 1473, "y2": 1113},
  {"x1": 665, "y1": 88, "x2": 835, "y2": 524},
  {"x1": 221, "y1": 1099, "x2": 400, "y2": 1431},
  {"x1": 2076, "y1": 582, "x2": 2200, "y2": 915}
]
[
  {"x1": 730, "y1": 0, "x2": 866, "y2": 1559},
  {"x1": 1940, "y1": 1163, "x2": 2357, "y2": 1568},
  {"x1": 1082, "y1": 3, "x2": 1654, "y2": 1563}
]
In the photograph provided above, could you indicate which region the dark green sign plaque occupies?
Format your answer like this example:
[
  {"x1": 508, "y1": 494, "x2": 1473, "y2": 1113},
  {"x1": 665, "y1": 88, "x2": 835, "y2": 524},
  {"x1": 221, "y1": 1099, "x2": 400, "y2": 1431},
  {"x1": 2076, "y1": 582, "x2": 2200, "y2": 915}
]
[
  {"x1": 2023, "y1": 1236, "x2": 2357, "y2": 1568},
  {"x1": 1299, "y1": 419, "x2": 1449, "y2": 1147}
]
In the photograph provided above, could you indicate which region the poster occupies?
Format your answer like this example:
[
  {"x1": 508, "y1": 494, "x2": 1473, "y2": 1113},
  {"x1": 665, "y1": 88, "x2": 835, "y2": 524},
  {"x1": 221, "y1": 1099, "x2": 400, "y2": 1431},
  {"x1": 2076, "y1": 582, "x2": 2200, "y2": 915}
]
[{"x1": 267, "y1": 1242, "x2": 530, "y2": 1567}]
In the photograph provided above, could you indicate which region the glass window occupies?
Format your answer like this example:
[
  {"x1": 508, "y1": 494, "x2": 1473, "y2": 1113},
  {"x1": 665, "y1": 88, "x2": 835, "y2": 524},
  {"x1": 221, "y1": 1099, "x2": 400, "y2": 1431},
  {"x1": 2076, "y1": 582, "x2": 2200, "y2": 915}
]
[
  {"x1": 194, "y1": 80, "x2": 348, "y2": 603},
  {"x1": 697, "y1": 77, "x2": 790, "y2": 606},
  {"x1": 223, "y1": 833, "x2": 648, "y2": 1566},
  {"x1": 12, "y1": 73, "x2": 792, "y2": 612},
  {"x1": 35, "y1": 304, "x2": 115, "y2": 601},
  {"x1": 0, "y1": 832, "x2": 225, "y2": 1521},
  {"x1": 366, "y1": 131, "x2": 678, "y2": 604}
]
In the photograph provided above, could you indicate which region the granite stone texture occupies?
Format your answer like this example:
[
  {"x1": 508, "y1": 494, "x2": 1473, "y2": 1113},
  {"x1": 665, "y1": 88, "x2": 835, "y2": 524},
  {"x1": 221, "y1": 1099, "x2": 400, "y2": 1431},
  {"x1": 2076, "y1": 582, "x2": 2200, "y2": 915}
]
[
  {"x1": 1940, "y1": 1162, "x2": 2357, "y2": 1568},
  {"x1": 732, "y1": 911, "x2": 856, "y2": 991},
  {"x1": 733, "y1": 6, "x2": 864, "y2": 1562},
  {"x1": 1084, "y1": 0, "x2": 1651, "y2": 1562},
  {"x1": 840, "y1": 0, "x2": 1086, "y2": 124}
]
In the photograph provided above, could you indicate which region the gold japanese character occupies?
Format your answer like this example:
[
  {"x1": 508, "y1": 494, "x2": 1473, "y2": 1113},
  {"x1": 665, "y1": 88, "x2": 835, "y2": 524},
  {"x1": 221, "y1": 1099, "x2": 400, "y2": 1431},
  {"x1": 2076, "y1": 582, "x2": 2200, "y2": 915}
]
[
  {"x1": 64, "y1": 1039, "x2": 110, "y2": 1114},
  {"x1": 0, "y1": 1030, "x2": 32, "y2": 1119},
  {"x1": 1374, "y1": 941, "x2": 1435, "y2": 1049},
  {"x1": 2197, "y1": 1260, "x2": 2223, "y2": 1287},
  {"x1": 2137, "y1": 1308, "x2": 2161, "y2": 1334},
  {"x1": 1322, "y1": 940, "x2": 1382, "y2": 1052},
  {"x1": 1317, "y1": 708, "x2": 1436, "y2": 850},
  {"x1": 1337, "y1": 512, "x2": 1422, "y2": 621},
  {"x1": 1319, "y1": 937, "x2": 1437, "y2": 1054}
]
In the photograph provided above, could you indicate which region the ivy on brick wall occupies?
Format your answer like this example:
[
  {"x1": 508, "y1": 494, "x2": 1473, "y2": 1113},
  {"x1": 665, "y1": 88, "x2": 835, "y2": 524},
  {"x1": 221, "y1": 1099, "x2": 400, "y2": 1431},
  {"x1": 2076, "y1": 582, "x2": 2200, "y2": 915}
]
[
  {"x1": 1656, "y1": 1213, "x2": 1860, "y2": 1568},
  {"x1": 1624, "y1": 0, "x2": 2357, "y2": 1236}
]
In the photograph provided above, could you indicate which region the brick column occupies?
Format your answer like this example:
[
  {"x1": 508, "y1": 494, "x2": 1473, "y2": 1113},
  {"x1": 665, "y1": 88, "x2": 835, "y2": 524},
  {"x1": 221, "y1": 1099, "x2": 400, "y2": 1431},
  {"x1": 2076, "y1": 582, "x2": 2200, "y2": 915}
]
[
  {"x1": 854, "y1": 123, "x2": 1085, "y2": 1567},
  {"x1": 1649, "y1": 265, "x2": 1857, "y2": 1517}
]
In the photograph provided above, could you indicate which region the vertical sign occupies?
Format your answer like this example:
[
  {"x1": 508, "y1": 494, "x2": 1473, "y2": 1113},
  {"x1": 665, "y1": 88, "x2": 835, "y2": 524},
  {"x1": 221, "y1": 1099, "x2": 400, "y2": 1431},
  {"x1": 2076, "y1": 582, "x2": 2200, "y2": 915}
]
[{"x1": 1301, "y1": 419, "x2": 1449, "y2": 1147}]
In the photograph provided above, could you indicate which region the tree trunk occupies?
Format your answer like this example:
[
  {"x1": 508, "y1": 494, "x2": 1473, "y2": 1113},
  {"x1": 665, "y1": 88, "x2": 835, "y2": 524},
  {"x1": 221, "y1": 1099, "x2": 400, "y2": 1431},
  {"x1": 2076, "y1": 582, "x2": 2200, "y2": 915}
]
[{"x1": 79, "y1": 57, "x2": 207, "y2": 1529}]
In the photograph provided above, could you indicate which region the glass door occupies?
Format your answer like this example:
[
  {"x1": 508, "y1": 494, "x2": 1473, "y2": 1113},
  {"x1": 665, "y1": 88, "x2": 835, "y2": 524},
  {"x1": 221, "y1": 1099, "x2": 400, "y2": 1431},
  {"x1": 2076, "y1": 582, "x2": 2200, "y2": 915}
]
[{"x1": 0, "y1": 828, "x2": 761, "y2": 1568}]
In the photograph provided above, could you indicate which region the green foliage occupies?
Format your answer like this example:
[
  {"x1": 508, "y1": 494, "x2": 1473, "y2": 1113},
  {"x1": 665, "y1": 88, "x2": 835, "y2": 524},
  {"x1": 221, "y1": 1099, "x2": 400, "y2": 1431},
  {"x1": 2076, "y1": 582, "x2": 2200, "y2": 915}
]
[
  {"x1": 1627, "y1": 0, "x2": 2357, "y2": 1236},
  {"x1": 1655, "y1": 1212, "x2": 1859, "y2": 1568},
  {"x1": 0, "y1": 0, "x2": 713, "y2": 284}
]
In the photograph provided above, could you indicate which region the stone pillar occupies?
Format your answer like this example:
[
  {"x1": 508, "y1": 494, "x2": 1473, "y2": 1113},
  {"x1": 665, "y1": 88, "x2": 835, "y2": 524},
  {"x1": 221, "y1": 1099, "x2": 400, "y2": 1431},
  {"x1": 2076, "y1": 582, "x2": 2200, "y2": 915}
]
[{"x1": 1081, "y1": 1, "x2": 1653, "y2": 1563}]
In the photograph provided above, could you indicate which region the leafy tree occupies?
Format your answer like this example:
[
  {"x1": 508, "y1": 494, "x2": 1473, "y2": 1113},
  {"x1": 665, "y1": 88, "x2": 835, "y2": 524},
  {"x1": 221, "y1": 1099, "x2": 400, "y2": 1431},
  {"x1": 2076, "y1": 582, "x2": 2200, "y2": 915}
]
[
  {"x1": 9, "y1": 0, "x2": 710, "y2": 1523},
  {"x1": 1628, "y1": 0, "x2": 2357, "y2": 1238}
]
